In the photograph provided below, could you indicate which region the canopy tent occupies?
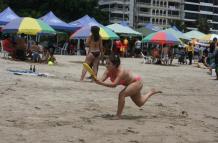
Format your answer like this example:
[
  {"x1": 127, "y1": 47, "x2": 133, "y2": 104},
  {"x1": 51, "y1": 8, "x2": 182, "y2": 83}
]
[
  {"x1": 0, "y1": 7, "x2": 20, "y2": 25},
  {"x1": 144, "y1": 23, "x2": 161, "y2": 32},
  {"x1": 120, "y1": 21, "x2": 129, "y2": 26},
  {"x1": 135, "y1": 27, "x2": 155, "y2": 37},
  {"x1": 2, "y1": 17, "x2": 56, "y2": 35},
  {"x1": 184, "y1": 30, "x2": 205, "y2": 39},
  {"x1": 199, "y1": 34, "x2": 218, "y2": 42},
  {"x1": 172, "y1": 25, "x2": 183, "y2": 33},
  {"x1": 106, "y1": 23, "x2": 142, "y2": 36},
  {"x1": 39, "y1": 11, "x2": 78, "y2": 32},
  {"x1": 162, "y1": 28, "x2": 190, "y2": 40},
  {"x1": 69, "y1": 15, "x2": 96, "y2": 27},
  {"x1": 70, "y1": 22, "x2": 119, "y2": 40},
  {"x1": 142, "y1": 31, "x2": 180, "y2": 45}
]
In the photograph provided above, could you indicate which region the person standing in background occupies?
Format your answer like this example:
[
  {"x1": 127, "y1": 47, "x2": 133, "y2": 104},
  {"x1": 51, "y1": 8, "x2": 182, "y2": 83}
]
[{"x1": 186, "y1": 42, "x2": 194, "y2": 65}]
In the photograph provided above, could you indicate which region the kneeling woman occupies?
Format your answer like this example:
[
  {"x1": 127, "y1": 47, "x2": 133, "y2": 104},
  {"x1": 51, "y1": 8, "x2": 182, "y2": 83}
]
[{"x1": 94, "y1": 54, "x2": 162, "y2": 119}]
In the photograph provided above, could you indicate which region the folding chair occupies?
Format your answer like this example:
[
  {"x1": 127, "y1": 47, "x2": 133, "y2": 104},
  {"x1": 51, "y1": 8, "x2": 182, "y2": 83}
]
[
  {"x1": 61, "y1": 42, "x2": 68, "y2": 55},
  {"x1": 0, "y1": 40, "x2": 10, "y2": 59}
]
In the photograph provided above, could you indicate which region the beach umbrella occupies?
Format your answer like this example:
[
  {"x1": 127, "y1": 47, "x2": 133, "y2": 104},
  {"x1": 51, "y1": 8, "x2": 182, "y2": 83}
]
[
  {"x1": 70, "y1": 23, "x2": 119, "y2": 40},
  {"x1": 142, "y1": 31, "x2": 180, "y2": 44},
  {"x1": 2, "y1": 17, "x2": 56, "y2": 35}
]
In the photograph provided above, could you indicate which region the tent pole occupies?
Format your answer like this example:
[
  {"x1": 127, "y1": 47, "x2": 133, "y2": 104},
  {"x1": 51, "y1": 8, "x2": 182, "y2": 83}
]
[{"x1": 77, "y1": 39, "x2": 80, "y2": 55}]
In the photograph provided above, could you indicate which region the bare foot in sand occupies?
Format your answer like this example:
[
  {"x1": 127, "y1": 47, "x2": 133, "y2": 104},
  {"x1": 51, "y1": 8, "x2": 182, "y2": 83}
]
[{"x1": 148, "y1": 88, "x2": 162, "y2": 97}]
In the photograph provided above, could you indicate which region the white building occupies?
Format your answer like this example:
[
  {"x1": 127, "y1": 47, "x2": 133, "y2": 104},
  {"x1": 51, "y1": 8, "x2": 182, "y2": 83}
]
[{"x1": 98, "y1": 0, "x2": 218, "y2": 33}]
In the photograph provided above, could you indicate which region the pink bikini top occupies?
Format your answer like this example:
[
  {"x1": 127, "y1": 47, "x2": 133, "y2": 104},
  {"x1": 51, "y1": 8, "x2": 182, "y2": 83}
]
[{"x1": 107, "y1": 71, "x2": 141, "y2": 86}]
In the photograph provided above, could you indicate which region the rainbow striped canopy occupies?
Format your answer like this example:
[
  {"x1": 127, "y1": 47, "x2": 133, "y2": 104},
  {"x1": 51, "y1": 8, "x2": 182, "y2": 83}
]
[
  {"x1": 142, "y1": 31, "x2": 180, "y2": 44},
  {"x1": 3, "y1": 17, "x2": 56, "y2": 35},
  {"x1": 70, "y1": 23, "x2": 119, "y2": 40}
]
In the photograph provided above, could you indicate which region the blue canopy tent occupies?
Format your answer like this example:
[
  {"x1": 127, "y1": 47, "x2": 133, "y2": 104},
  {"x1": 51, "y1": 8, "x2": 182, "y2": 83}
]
[
  {"x1": 145, "y1": 23, "x2": 161, "y2": 32},
  {"x1": 0, "y1": 7, "x2": 20, "y2": 25},
  {"x1": 69, "y1": 15, "x2": 97, "y2": 27},
  {"x1": 40, "y1": 11, "x2": 79, "y2": 32},
  {"x1": 172, "y1": 25, "x2": 182, "y2": 33}
]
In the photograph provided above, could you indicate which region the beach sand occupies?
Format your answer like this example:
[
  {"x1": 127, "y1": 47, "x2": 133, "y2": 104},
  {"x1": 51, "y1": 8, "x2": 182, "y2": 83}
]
[{"x1": 0, "y1": 55, "x2": 217, "y2": 143}]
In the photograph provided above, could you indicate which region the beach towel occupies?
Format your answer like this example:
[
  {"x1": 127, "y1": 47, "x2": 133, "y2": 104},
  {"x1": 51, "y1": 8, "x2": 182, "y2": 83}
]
[{"x1": 7, "y1": 69, "x2": 55, "y2": 77}]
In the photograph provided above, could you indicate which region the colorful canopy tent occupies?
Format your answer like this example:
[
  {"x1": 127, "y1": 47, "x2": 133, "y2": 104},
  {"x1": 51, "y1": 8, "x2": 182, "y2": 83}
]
[
  {"x1": 0, "y1": 7, "x2": 20, "y2": 25},
  {"x1": 142, "y1": 31, "x2": 180, "y2": 45},
  {"x1": 184, "y1": 30, "x2": 205, "y2": 39},
  {"x1": 163, "y1": 28, "x2": 190, "y2": 40},
  {"x1": 39, "y1": 11, "x2": 78, "y2": 32},
  {"x1": 70, "y1": 22, "x2": 119, "y2": 40},
  {"x1": 144, "y1": 23, "x2": 161, "y2": 32},
  {"x1": 69, "y1": 15, "x2": 96, "y2": 27},
  {"x1": 2, "y1": 17, "x2": 56, "y2": 35},
  {"x1": 199, "y1": 34, "x2": 218, "y2": 41},
  {"x1": 106, "y1": 23, "x2": 142, "y2": 36}
]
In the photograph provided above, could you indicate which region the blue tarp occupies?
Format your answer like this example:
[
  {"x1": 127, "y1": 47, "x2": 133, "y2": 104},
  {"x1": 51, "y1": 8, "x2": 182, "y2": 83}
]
[
  {"x1": 69, "y1": 15, "x2": 97, "y2": 27},
  {"x1": 40, "y1": 11, "x2": 79, "y2": 32},
  {"x1": 172, "y1": 25, "x2": 183, "y2": 34},
  {"x1": 144, "y1": 23, "x2": 161, "y2": 32},
  {"x1": 0, "y1": 7, "x2": 20, "y2": 25}
]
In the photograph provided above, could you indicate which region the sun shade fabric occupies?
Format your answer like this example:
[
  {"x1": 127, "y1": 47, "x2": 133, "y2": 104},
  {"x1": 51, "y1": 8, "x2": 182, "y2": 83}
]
[
  {"x1": 40, "y1": 11, "x2": 78, "y2": 31},
  {"x1": 3, "y1": 17, "x2": 56, "y2": 35}
]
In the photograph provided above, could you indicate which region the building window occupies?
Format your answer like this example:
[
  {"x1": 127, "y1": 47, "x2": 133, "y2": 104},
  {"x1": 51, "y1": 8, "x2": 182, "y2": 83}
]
[
  {"x1": 200, "y1": 0, "x2": 213, "y2": 3},
  {"x1": 185, "y1": 13, "x2": 199, "y2": 19},
  {"x1": 213, "y1": 16, "x2": 218, "y2": 22},
  {"x1": 186, "y1": 0, "x2": 199, "y2": 2},
  {"x1": 153, "y1": 10, "x2": 155, "y2": 15},
  {"x1": 185, "y1": 4, "x2": 199, "y2": 11},
  {"x1": 200, "y1": 6, "x2": 213, "y2": 12},
  {"x1": 160, "y1": 1, "x2": 163, "y2": 6}
]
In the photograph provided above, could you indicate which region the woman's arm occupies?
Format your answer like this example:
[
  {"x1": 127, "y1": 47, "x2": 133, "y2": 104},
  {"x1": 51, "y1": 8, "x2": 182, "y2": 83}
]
[
  {"x1": 95, "y1": 70, "x2": 123, "y2": 88},
  {"x1": 100, "y1": 70, "x2": 109, "y2": 82}
]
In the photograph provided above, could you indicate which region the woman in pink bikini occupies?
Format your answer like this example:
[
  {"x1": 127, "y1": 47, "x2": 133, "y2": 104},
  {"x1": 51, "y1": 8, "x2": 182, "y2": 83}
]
[{"x1": 94, "y1": 54, "x2": 162, "y2": 119}]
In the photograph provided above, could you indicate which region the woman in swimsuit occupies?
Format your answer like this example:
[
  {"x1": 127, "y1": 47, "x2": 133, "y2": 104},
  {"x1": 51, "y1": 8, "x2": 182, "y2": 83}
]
[
  {"x1": 80, "y1": 26, "x2": 103, "y2": 81},
  {"x1": 94, "y1": 54, "x2": 162, "y2": 119}
]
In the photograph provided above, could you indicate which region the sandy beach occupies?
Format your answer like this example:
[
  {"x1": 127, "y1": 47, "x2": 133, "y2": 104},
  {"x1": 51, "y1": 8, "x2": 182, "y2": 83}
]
[{"x1": 0, "y1": 55, "x2": 217, "y2": 143}]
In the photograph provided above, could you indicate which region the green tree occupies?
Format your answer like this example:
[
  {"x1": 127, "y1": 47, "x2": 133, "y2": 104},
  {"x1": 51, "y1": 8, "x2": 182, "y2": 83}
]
[
  {"x1": 169, "y1": 19, "x2": 187, "y2": 32},
  {"x1": 0, "y1": 0, "x2": 108, "y2": 24},
  {"x1": 196, "y1": 17, "x2": 210, "y2": 34}
]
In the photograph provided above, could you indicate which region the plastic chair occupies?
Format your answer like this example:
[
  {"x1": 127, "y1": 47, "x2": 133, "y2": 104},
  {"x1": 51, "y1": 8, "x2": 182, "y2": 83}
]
[
  {"x1": 0, "y1": 40, "x2": 10, "y2": 58},
  {"x1": 61, "y1": 42, "x2": 68, "y2": 55}
]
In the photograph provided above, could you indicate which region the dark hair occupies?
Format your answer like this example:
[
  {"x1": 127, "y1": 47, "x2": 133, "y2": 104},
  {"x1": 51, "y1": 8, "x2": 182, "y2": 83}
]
[
  {"x1": 91, "y1": 26, "x2": 100, "y2": 42},
  {"x1": 109, "y1": 54, "x2": 120, "y2": 68}
]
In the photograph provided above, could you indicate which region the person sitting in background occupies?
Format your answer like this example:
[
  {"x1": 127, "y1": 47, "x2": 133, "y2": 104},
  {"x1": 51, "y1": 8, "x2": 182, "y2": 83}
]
[
  {"x1": 162, "y1": 44, "x2": 169, "y2": 65},
  {"x1": 15, "y1": 34, "x2": 27, "y2": 61},
  {"x1": 2, "y1": 34, "x2": 15, "y2": 57}
]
